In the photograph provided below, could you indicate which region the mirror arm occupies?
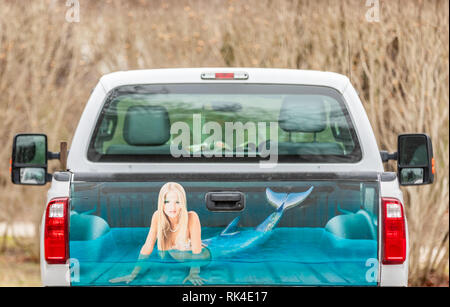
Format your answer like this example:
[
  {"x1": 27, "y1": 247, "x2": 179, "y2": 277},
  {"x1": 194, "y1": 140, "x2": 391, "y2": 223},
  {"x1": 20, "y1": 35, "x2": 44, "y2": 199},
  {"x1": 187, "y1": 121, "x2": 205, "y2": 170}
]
[
  {"x1": 47, "y1": 151, "x2": 60, "y2": 160},
  {"x1": 45, "y1": 173, "x2": 53, "y2": 182},
  {"x1": 380, "y1": 150, "x2": 398, "y2": 162},
  {"x1": 46, "y1": 142, "x2": 68, "y2": 171}
]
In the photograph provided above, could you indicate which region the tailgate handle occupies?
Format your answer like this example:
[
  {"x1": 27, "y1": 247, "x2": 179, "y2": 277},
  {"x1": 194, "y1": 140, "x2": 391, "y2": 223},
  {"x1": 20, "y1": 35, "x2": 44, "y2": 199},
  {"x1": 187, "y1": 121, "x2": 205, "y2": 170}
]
[
  {"x1": 206, "y1": 191, "x2": 245, "y2": 211},
  {"x1": 210, "y1": 193, "x2": 241, "y2": 202}
]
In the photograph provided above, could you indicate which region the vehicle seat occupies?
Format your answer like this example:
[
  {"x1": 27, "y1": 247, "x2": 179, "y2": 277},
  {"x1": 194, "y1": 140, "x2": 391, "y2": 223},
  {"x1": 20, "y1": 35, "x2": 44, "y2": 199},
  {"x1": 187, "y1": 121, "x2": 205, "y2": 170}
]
[
  {"x1": 106, "y1": 105, "x2": 172, "y2": 155},
  {"x1": 277, "y1": 96, "x2": 344, "y2": 155},
  {"x1": 324, "y1": 209, "x2": 376, "y2": 240},
  {"x1": 70, "y1": 211, "x2": 110, "y2": 241}
]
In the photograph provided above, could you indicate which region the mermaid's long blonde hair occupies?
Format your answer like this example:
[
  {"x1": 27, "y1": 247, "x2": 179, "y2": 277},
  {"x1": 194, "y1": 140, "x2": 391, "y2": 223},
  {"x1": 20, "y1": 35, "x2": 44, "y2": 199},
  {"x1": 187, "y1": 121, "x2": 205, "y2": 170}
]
[{"x1": 156, "y1": 182, "x2": 188, "y2": 251}]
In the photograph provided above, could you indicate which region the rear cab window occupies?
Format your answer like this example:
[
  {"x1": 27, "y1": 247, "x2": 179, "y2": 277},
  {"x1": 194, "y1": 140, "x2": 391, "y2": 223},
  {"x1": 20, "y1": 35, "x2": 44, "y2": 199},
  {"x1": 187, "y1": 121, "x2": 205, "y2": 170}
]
[{"x1": 87, "y1": 84, "x2": 362, "y2": 163}]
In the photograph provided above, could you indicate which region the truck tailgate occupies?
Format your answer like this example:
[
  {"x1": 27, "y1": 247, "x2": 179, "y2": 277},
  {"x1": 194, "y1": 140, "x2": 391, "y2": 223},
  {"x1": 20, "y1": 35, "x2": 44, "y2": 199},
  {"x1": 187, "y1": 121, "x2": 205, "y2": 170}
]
[{"x1": 68, "y1": 172, "x2": 380, "y2": 286}]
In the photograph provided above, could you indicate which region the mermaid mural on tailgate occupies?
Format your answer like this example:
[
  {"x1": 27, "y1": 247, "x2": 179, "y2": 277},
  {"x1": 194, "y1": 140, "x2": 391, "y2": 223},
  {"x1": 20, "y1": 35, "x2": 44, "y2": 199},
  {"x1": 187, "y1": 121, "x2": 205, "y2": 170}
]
[{"x1": 69, "y1": 181, "x2": 379, "y2": 286}]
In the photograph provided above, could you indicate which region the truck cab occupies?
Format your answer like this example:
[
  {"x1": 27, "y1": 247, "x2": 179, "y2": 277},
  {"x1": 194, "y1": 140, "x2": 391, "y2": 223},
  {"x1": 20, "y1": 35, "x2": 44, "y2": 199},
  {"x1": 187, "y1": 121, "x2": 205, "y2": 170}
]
[{"x1": 11, "y1": 68, "x2": 435, "y2": 286}]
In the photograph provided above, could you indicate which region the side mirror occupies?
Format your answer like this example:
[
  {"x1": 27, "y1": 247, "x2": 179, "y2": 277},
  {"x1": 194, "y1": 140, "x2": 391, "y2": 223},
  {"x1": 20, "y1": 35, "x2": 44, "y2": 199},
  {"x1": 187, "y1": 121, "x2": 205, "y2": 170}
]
[
  {"x1": 11, "y1": 134, "x2": 48, "y2": 185},
  {"x1": 398, "y1": 134, "x2": 435, "y2": 186}
]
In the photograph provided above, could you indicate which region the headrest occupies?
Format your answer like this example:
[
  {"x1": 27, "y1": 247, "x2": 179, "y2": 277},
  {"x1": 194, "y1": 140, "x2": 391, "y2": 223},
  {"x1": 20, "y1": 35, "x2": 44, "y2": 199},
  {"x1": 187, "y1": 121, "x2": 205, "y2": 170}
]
[
  {"x1": 279, "y1": 96, "x2": 327, "y2": 133},
  {"x1": 123, "y1": 105, "x2": 170, "y2": 146}
]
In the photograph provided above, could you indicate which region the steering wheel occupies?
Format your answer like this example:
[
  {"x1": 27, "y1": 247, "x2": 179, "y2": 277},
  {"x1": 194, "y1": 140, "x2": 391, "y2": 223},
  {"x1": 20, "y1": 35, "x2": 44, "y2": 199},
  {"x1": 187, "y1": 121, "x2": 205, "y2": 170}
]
[
  {"x1": 257, "y1": 140, "x2": 275, "y2": 151},
  {"x1": 188, "y1": 141, "x2": 231, "y2": 154},
  {"x1": 237, "y1": 141, "x2": 257, "y2": 152}
]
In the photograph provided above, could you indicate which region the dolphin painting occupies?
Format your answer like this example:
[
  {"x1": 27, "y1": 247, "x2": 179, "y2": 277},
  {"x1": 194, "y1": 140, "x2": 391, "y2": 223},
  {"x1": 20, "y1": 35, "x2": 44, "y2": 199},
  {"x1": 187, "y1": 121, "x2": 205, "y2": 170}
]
[{"x1": 199, "y1": 186, "x2": 314, "y2": 258}]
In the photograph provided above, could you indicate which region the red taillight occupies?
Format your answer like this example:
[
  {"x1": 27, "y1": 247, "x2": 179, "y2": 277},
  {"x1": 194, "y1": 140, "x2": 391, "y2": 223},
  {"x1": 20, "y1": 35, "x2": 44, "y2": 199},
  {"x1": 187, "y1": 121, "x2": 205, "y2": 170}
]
[
  {"x1": 44, "y1": 197, "x2": 69, "y2": 264},
  {"x1": 215, "y1": 73, "x2": 235, "y2": 79},
  {"x1": 382, "y1": 197, "x2": 406, "y2": 265}
]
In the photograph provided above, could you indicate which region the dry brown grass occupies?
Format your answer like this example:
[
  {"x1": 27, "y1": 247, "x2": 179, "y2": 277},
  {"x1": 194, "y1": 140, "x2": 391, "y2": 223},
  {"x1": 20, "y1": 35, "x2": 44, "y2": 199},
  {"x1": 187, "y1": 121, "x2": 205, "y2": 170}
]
[
  {"x1": 0, "y1": 238, "x2": 40, "y2": 287},
  {"x1": 0, "y1": 0, "x2": 448, "y2": 286}
]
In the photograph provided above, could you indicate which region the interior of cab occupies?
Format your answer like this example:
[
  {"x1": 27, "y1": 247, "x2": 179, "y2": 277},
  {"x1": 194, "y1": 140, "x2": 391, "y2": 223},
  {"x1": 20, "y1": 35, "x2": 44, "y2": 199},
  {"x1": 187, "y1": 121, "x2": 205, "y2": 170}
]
[{"x1": 88, "y1": 84, "x2": 361, "y2": 162}]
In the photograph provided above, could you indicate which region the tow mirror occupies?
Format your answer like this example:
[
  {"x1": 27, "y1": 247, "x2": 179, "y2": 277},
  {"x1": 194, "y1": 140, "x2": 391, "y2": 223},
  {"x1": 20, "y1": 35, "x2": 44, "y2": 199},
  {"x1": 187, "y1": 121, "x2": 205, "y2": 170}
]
[
  {"x1": 397, "y1": 134, "x2": 435, "y2": 186},
  {"x1": 11, "y1": 134, "x2": 48, "y2": 185}
]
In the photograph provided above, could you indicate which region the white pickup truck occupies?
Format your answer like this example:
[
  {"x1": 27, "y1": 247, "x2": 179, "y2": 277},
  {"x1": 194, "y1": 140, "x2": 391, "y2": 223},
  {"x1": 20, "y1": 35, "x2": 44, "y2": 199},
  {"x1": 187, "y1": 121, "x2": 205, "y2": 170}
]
[{"x1": 11, "y1": 68, "x2": 435, "y2": 286}]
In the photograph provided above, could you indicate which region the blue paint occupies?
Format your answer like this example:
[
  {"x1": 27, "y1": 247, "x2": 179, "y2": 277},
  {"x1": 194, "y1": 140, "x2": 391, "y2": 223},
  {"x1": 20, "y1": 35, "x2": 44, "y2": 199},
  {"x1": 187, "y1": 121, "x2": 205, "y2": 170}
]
[
  {"x1": 69, "y1": 182, "x2": 379, "y2": 286},
  {"x1": 202, "y1": 187, "x2": 314, "y2": 258},
  {"x1": 70, "y1": 227, "x2": 377, "y2": 286}
]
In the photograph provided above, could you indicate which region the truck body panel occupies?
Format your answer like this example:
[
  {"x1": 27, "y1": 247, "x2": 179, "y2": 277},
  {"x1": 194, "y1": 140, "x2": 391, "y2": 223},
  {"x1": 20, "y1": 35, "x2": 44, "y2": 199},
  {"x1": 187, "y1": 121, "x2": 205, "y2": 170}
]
[
  {"x1": 37, "y1": 68, "x2": 408, "y2": 286},
  {"x1": 67, "y1": 69, "x2": 384, "y2": 174},
  {"x1": 69, "y1": 175, "x2": 379, "y2": 286}
]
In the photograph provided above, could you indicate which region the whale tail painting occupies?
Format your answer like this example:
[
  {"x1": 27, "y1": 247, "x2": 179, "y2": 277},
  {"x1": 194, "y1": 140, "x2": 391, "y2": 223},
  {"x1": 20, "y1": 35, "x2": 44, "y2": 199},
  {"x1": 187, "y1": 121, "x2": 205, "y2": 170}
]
[
  {"x1": 166, "y1": 186, "x2": 314, "y2": 265},
  {"x1": 201, "y1": 186, "x2": 314, "y2": 258}
]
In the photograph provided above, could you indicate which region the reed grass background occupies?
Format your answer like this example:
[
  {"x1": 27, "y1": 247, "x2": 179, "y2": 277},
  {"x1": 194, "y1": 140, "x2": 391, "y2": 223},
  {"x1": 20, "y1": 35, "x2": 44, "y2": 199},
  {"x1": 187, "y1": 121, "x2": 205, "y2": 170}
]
[{"x1": 0, "y1": 0, "x2": 448, "y2": 286}]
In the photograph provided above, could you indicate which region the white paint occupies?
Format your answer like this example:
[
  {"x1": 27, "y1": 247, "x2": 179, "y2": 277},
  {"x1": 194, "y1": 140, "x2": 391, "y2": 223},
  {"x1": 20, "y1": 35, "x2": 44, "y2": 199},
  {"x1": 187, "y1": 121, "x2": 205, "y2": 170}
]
[{"x1": 67, "y1": 68, "x2": 384, "y2": 173}]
